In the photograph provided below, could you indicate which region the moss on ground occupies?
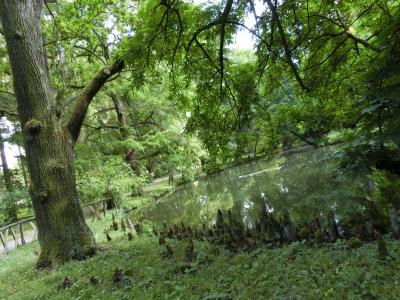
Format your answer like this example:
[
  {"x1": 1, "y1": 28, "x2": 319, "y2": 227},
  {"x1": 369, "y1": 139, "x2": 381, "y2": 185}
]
[{"x1": 1, "y1": 212, "x2": 400, "y2": 300}]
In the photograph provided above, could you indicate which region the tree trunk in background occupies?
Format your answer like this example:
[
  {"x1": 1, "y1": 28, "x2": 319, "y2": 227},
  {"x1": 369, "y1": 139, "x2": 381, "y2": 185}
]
[
  {"x1": 0, "y1": 133, "x2": 12, "y2": 191},
  {"x1": 17, "y1": 146, "x2": 29, "y2": 188},
  {"x1": 282, "y1": 132, "x2": 292, "y2": 151},
  {"x1": 107, "y1": 91, "x2": 141, "y2": 176},
  {"x1": 0, "y1": 0, "x2": 95, "y2": 268},
  {"x1": 0, "y1": 132, "x2": 17, "y2": 221}
]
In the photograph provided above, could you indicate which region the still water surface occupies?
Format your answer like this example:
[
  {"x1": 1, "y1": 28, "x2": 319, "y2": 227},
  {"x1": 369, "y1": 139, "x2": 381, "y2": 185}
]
[{"x1": 142, "y1": 148, "x2": 369, "y2": 228}]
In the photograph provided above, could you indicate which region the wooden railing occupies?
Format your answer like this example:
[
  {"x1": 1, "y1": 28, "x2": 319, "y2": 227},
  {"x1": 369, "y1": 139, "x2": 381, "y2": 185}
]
[
  {"x1": 0, "y1": 198, "x2": 111, "y2": 255},
  {"x1": 0, "y1": 216, "x2": 36, "y2": 254}
]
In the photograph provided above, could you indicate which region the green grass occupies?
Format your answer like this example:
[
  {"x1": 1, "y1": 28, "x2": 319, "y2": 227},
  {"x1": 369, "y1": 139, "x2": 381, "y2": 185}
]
[
  {"x1": 16, "y1": 207, "x2": 34, "y2": 220},
  {"x1": 143, "y1": 185, "x2": 171, "y2": 193},
  {"x1": 2, "y1": 180, "x2": 400, "y2": 299},
  {"x1": 1, "y1": 213, "x2": 400, "y2": 300}
]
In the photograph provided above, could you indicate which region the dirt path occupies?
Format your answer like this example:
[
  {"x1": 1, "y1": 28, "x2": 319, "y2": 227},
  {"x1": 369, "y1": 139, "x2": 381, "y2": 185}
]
[{"x1": 0, "y1": 229, "x2": 36, "y2": 255}]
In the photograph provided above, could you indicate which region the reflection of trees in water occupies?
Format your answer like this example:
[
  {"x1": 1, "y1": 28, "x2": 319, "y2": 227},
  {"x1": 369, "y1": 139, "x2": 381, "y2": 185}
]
[
  {"x1": 155, "y1": 187, "x2": 205, "y2": 225},
  {"x1": 146, "y1": 148, "x2": 371, "y2": 227},
  {"x1": 263, "y1": 150, "x2": 368, "y2": 224}
]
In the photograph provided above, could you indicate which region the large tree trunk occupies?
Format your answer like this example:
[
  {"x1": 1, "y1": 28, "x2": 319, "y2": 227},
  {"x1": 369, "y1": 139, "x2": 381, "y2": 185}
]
[
  {"x1": 1, "y1": 1, "x2": 124, "y2": 268},
  {"x1": 0, "y1": 0, "x2": 96, "y2": 268}
]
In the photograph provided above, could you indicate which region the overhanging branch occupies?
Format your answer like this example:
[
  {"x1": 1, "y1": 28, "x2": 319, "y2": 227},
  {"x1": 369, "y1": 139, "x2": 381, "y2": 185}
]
[{"x1": 65, "y1": 59, "x2": 125, "y2": 143}]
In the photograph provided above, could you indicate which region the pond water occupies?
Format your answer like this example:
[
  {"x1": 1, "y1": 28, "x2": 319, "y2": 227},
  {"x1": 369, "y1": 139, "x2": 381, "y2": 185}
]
[{"x1": 141, "y1": 147, "x2": 371, "y2": 228}]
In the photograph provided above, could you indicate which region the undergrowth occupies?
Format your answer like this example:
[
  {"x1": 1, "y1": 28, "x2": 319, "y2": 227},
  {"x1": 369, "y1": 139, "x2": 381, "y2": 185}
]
[{"x1": 1, "y1": 212, "x2": 400, "y2": 300}]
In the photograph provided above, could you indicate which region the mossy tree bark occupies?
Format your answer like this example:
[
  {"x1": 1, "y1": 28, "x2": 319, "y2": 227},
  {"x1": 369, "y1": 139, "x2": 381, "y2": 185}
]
[{"x1": 0, "y1": 0, "x2": 124, "y2": 268}]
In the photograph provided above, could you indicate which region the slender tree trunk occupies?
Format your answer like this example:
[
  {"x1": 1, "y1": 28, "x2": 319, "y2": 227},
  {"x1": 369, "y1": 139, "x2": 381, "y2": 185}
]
[
  {"x1": 107, "y1": 91, "x2": 141, "y2": 176},
  {"x1": 0, "y1": 0, "x2": 95, "y2": 268},
  {"x1": 17, "y1": 146, "x2": 29, "y2": 188},
  {"x1": 0, "y1": 133, "x2": 12, "y2": 191},
  {"x1": 0, "y1": 132, "x2": 17, "y2": 221}
]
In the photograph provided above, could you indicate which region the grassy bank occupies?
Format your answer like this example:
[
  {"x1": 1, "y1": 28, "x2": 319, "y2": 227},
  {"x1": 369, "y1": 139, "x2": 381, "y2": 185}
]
[
  {"x1": 1, "y1": 212, "x2": 400, "y2": 300},
  {"x1": 1, "y1": 182, "x2": 400, "y2": 299}
]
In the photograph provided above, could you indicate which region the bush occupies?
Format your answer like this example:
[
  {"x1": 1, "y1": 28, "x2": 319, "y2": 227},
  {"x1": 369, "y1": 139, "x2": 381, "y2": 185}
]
[
  {"x1": 76, "y1": 157, "x2": 147, "y2": 205},
  {"x1": 0, "y1": 189, "x2": 29, "y2": 226}
]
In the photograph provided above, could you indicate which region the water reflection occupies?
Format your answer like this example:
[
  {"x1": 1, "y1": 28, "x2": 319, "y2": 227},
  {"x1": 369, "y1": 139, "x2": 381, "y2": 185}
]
[{"x1": 141, "y1": 148, "x2": 369, "y2": 228}]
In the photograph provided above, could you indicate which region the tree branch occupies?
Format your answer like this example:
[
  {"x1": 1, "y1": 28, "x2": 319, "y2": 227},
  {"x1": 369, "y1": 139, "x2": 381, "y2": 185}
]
[
  {"x1": 309, "y1": 12, "x2": 380, "y2": 52},
  {"x1": 346, "y1": 31, "x2": 380, "y2": 52},
  {"x1": 288, "y1": 130, "x2": 318, "y2": 147},
  {"x1": 218, "y1": 0, "x2": 234, "y2": 90},
  {"x1": 83, "y1": 124, "x2": 120, "y2": 130},
  {"x1": 66, "y1": 59, "x2": 125, "y2": 144},
  {"x1": 107, "y1": 91, "x2": 128, "y2": 135},
  {"x1": 88, "y1": 107, "x2": 115, "y2": 119},
  {"x1": 0, "y1": 89, "x2": 15, "y2": 97},
  {"x1": 73, "y1": 45, "x2": 107, "y2": 64},
  {"x1": 187, "y1": 0, "x2": 233, "y2": 53},
  {"x1": 0, "y1": 107, "x2": 18, "y2": 119},
  {"x1": 265, "y1": 0, "x2": 309, "y2": 91}
]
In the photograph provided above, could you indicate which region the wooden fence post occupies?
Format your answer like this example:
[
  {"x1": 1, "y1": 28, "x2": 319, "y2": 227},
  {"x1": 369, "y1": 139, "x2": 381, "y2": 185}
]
[
  {"x1": 0, "y1": 230, "x2": 8, "y2": 254},
  {"x1": 89, "y1": 205, "x2": 101, "y2": 221},
  {"x1": 19, "y1": 222, "x2": 25, "y2": 245},
  {"x1": 9, "y1": 227, "x2": 18, "y2": 248},
  {"x1": 1, "y1": 198, "x2": 111, "y2": 254},
  {"x1": 29, "y1": 221, "x2": 38, "y2": 240}
]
